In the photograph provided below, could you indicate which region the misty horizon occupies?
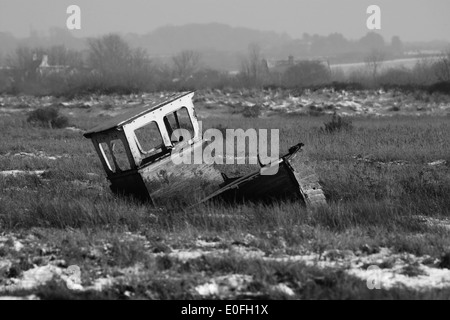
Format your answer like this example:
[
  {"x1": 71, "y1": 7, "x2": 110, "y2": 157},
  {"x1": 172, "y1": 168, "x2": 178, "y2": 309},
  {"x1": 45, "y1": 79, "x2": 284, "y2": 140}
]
[
  {"x1": 1, "y1": 0, "x2": 450, "y2": 42},
  {"x1": 3, "y1": 22, "x2": 450, "y2": 46}
]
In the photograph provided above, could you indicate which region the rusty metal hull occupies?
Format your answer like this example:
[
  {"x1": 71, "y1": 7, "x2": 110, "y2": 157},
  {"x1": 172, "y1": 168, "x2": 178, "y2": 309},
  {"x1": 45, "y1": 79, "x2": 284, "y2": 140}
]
[
  {"x1": 212, "y1": 163, "x2": 303, "y2": 203},
  {"x1": 108, "y1": 143, "x2": 326, "y2": 208},
  {"x1": 109, "y1": 170, "x2": 152, "y2": 202},
  {"x1": 108, "y1": 140, "x2": 223, "y2": 206},
  {"x1": 199, "y1": 143, "x2": 327, "y2": 208},
  {"x1": 287, "y1": 147, "x2": 327, "y2": 207}
]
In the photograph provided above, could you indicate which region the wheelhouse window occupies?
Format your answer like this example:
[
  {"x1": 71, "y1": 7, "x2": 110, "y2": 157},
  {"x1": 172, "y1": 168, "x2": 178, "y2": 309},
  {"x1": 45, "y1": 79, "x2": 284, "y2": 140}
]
[
  {"x1": 134, "y1": 121, "x2": 165, "y2": 158},
  {"x1": 99, "y1": 139, "x2": 131, "y2": 173},
  {"x1": 163, "y1": 107, "x2": 195, "y2": 144}
]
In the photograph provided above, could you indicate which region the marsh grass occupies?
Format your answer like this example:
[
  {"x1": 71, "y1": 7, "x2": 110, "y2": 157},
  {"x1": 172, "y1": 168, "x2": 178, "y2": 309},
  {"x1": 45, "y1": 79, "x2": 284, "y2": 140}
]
[{"x1": 0, "y1": 110, "x2": 450, "y2": 299}]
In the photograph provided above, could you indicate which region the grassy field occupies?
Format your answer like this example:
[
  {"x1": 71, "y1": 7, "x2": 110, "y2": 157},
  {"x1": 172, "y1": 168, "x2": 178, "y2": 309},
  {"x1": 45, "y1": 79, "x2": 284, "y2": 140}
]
[{"x1": 0, "y1": 93, "x2": 450, "y2": 299}]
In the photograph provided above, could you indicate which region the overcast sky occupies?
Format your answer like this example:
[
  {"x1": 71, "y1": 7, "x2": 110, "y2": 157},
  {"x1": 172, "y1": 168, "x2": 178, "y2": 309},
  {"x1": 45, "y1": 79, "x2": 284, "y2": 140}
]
[{"x1": 0, "y1": 0, "x2": 449, "y2": 41}]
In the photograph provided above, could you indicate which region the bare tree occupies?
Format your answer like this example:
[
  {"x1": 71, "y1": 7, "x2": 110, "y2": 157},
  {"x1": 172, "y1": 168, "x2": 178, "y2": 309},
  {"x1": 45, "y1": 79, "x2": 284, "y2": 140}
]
[
  {"x1": 172, "y1": 50, "x2": 201, "y2": 79},
  {"x1": 434, "y1": 50, "x2": 450, "y2": 82},
  {"x1": 87, "y1": 34, "x2": 152, "y2": 80},
  {"x1": 364, "y1": 49, "x2": 386, "y2": 80},
  {"x1": 87, "y1": 34, "x2": 134, "y2": 75},
  {"x1": 87, "y1": 34, "x2": 153, "y2": 90},
  {"x1": 240, "y1": 43, "x2": 267, "y2": 86},
  {"x1": 391, "y1": 36, "x2": 403, "y2": 55},
  {"x1": 282, "y1": 60, "x2": 330, "y2": 87},
  {"x1": 413, "y1": 57, "x2": 436, "y2": 85},
  {"x1": 7, "y1": 46, "x2": 46, "y2": 81},
  {"x1": 47, "y1": 45, "x2": 83, "y2": 68}
]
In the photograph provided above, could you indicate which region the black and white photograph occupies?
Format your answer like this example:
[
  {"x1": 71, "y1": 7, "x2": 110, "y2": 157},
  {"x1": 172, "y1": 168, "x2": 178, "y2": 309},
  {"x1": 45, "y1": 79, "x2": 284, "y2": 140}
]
[{"x1": 0, "y1": 0, "x2": 449, "y2": 303}]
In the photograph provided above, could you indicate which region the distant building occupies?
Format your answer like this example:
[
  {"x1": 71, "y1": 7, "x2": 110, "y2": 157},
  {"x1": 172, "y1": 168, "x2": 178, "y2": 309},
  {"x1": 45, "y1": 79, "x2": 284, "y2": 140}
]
[{"x1": 36, "y1": 54, "x2": 71, "y2": 76}]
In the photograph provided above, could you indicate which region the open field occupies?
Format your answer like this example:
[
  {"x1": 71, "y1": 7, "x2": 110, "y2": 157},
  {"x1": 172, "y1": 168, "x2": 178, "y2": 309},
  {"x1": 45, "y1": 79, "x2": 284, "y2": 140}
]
[
  {"x1": 0, "y1": 89, "x2": 450, "y2": 299},
  {"x1": 330, "y1": 56, "x2": 441, "y2": 75}
]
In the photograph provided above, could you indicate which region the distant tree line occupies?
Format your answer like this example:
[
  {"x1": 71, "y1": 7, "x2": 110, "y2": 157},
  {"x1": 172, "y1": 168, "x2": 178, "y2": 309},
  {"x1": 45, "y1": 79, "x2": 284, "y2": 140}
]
[{"x1": 0, "y1": 33, "x2": 449, "y2": 96}]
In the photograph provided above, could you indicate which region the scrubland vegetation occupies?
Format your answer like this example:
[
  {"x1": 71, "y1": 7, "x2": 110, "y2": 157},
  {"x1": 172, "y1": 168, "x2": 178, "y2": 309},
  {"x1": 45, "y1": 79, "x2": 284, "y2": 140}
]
[
  {"x1": 0, "y1": 33, "x2": 449, "y2": 96},
  {"x1": 1, "y1": 33, "x2": 450, "y2": 300},
  {"x1": 0, "y1": 102, "x2": 449, "y2": 299}
]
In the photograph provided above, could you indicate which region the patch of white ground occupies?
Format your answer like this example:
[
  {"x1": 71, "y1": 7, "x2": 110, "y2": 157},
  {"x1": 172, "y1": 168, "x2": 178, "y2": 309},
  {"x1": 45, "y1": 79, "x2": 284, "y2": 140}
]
[
  {"x1": 168, "y1": 240, "x2": 450, "y2": 292},
  {"x1": 194, "y1": 274, "x2": 295, "y2": 298},
  {"x1": 194, "y1": 274, "x2": 255, "y2": 297},
  {"x1": 0, "y1": 170, "x2": 46, "y2": 177},
  {"x1": 2, "y1": 233, "x2": 450, "y2": 297},
  {"x1": 4, "y1": 264, "x2": 83, "y2": 291},
  {"x1": 0, "y1": 152, "x2": 69, "y2": 178},
  {"x1": 413, "y1": 215, "x2": 450, "y2": 231},
  {"x1": 0, "y1": 295, "x2": 39, "y2": 300},
  {"x1": 0, "y1": 151, "x2": 68, "y2": 161},
  {"x1": 0, "y1": 262, "x2": 117, "y2": 294}
]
